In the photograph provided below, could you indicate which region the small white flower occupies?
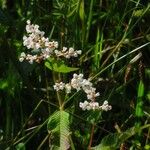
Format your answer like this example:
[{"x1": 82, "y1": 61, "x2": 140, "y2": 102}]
[
  {"x1": 79, "y1": 101, "x2": 89, "y2": 110},
  {"x1": 95, "y1": 92, "x2": 100, "y2": 97},
  {"x1": 62, "y1": 47, "x2": 67, "y2": 52},
  {"x1": 71, "y1": 74, "x2": 84, "y2": 91},
  {"x1": 53, "y1": 82, "x2": 65, "y2": 91},
  {"x1": 54, "y1": 41, "x2": 58, "y2": 48},
  {"x1": 20, "y1": 52, "x2": 26, "y2": 57},
  {"x1": 87, "y1": 94, "x2": 93, "y2": 100},
  {"x1": 27, "y1": 20, "x2": 31, "y2": 24},
  {"x1": 19, "y1": 52, "x2": 26, "y2": 62},
  {"x1": 103, "y1": 100, "x2": 108, "y2": 105},
  {"x1": 35, "y1": 43, "x2": 40, "y2": 49},
  {"x1": 100, "y1": 101, "x2": 112, "y2": 111},
  {"x1": 73, "y1": 53, "x2": 78, "y2": 57},
  {"x1": 68, "y1": 47, "x2": 74, "y2": 53},
  {"x1": 79, "y1": 101, "x2": 100, "y2": 110},
  {"x1": 77, "y1": 50, "x2": 82, "y2": 55},
  {"x1": 29, "y1": 59, "x2": 34, "y2": 64},
  {"x1": 19, "y1": 57, "x2": 24, "y2": 62},
  {"x1": 86, "y1": 105, "x2": 91, "y2": 110},
  {"x1": 65, "y1": 83, "x2": 72, "y2": 93}
]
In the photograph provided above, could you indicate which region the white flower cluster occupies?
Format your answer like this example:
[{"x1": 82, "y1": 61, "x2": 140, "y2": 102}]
[
  {"x1": 53, "y1": 82, "x2": 65, "y2": 91},
  {"x1": 79, "y1": 100, "x2": 112, "y2": 111},
  {"x1": 53, "y1": 73, "x2": 112, "y2": 111},
  {"x1": 19, "y1": 20, "x2": 82, "y2": 63},
  {"x1": 19, "y1": 52, "x2": 38, "y2": 64},
  {"x1": 23, "y1": 20, "x2": 58, "y2": 51},
  {"x1": 55, "y1": 47, "x2": 82, "y2": 59},
  {"x1": 53, "y1": 74, "x2": 100, "y2": 101}
]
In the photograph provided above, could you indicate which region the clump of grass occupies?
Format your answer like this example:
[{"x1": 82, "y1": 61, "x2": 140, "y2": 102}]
[{"x1": 0, "y1": 0, "x2": 150, "y2": 149}]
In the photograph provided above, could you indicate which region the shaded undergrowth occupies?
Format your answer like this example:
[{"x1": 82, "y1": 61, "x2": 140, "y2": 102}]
[{"x1": 0, "y1": 0, "x2": 150, "y2": 149}]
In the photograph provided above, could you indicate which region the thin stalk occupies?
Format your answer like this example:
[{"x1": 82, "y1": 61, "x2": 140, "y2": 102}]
[
  {"x1": 79, "y1": 0, "x2": 85, "y2": 49},
  {"x1": 14, "y1": 129, "x2": 35, "y2": 145},
  {"x1": 135, "y1": 80, "x2": 144, "y2": 137},
  {"x1": 13, "y1": 100, "x2": 44, "y2": 142},
  {"x1": 45, "y1": 67, "x2": 50, "y2": 113},
  {"x1": 5, "y1": 96, "x2": 11, "y2": 140},
  {"x1": 52, "y1": 72, "x2": 63, "y2": 109},
  {"x1": 127, "y1": 2, "x2": 150, "y2": 37},
  {"x1": 24, "y1": 118, "x2": 49, "y2": 144},
  {"x1": 49, "y1": 23, "x2": 56, "y2": 39},
  {"x1": 85, "y1": 0, "x2": 94, "y2": 42},
  {"x1": 69, "y1": 135, "x2": 76, "y2": 150},
  {"x1": 91, "y1": 42, "x2": 150, "y2": 80},
  {"x1": 67, "y1": 111, "x2": 111, "y2": 133},
  {"x1": 88, "y1": 124, "x2": 95, "y2": 150},
  {"x1": 145, "y1": 127, "x2": 150, "y2": 145},
  {"x1": 141, "y1": 124, "x2": 150, "y2": 130},
  {"x1": 37, "y1": 134, "x2": 50, "y2": 150},
  {"x1": 19, "y1": 94, "x2": 24, "y2": 140},
  {"x1": 101, "y1": 37, "x2": 124, "y2": 68},
  {"x1": 101, "y1": 0, "x2": 141, "y2": 67},
  {"x1": 63, "y1": 91, "x2": 78, "y2": 108}
]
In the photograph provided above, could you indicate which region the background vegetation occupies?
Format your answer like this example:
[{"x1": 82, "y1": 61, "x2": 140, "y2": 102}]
[{"x1": 0, "y1": 0, "x2": 150, "y2": 149}]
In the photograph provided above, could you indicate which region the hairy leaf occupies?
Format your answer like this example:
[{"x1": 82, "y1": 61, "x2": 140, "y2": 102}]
[{"x1": 47, "y1": 110, "x2": 70, "y2": 150}]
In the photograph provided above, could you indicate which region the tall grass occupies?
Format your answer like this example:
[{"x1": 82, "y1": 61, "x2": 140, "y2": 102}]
[{"x1": 0, "y1": 0, "x2": 150, "y2": 149}]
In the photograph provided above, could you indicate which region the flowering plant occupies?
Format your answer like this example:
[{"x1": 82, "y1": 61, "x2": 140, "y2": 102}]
[
  {"x1": 19, "y1": 20, "x2": 111, "y2": 112},
  {"x1": 19, "y1": 20, "x2": 112, "y2": 149}
]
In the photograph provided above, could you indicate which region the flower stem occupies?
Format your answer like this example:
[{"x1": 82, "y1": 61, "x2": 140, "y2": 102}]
[
  {"x1": 52, "y1": 72, "x2": 63, "y2": 109},
  {"x1": 88, "y1": 123, "x2": 95, "y2": 150}
]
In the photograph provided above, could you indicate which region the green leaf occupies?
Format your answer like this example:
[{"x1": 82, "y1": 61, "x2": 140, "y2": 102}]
[
  {"x1": 79, "y1": 0, "x2": 84, "y2": 21},
  {"x1": 136, "y1": 80, "x2": 144, "y2": 117},
  {"x1": 146, "y1": 34, "x2": 150, "y2": 41},
  {"x1": 67, "y1": 7, "x2": 77, "y2": 18},
  {"x1": 47, "y1": 110, "x2": 70, "y2": 150},
  {"x1": 45, "y1": 58, "x2": 79, "y2": 73},
  {"x1": 133, "y1": 9, "x2": 144, "y2": 17},
  {"x1": 145, "y1": 145, "x2": 150, "y2": 150},
  {"x1": 50, "y1": 145, "x2": 60, "y2": 150},
  {"x1": 91, "y1": 133, "x2": 118, "y2": 150},
  {"x1": 87, "y1": 110, "x2": 101, "y2": 124},
  {"x1": 15, "y1": 143, "x2": 26, "y2": 150},
  {"x1": 92, "y1": 127, "x2": 138, "y2": 150},
  {"x1": 0, "y1": 79, "x2": 8, "y2": 90}
]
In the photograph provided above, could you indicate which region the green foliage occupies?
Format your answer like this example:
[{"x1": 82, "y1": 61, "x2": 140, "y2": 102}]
[
  {"x1": 136, "y1": 80, "x2": 144, "y2": 117},
  {"x1": 0, "y1": 79, "x2": 8, "y2": 90},
  {"x1": 93, "y1": 29, "x2": 103, "y2": 71},
  {"x1": 0, "y1": 0, "x2": 150, "y2": 149},
  {"x1": 79, "y1": 0, "x2": 85, "y2": 22},
  {"x1": 92, "y1": 126, "x2": 140, "y2": 150},
  {"x1": 15, "y1": 143, "x2": 26, "y2": 150},
  {"x1": 45, "y1": 58, "x2": 79, "y2": 73},
  {"x1": 47, "y1": 110, "x2": 70, "y2": 150}
]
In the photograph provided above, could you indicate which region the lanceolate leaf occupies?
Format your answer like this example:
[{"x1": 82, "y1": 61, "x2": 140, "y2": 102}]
[
  {"x1": 45, "y1": 58, "x2": 79, "y2": 73},
  {"x1": 79, "y1": 0, "x2": 84, "y2": 22},
  {"x1": 47, "y1": 110, "x2": 70, "y2": 150},
  {"x1": 136, "y1": 80, "x2": 144, "y2": 117}
]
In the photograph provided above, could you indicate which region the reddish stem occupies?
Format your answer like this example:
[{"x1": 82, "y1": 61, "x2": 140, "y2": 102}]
[{"x1": 88, "y1": 123, "x2": 95, "y2": 150}]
